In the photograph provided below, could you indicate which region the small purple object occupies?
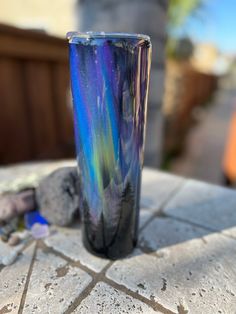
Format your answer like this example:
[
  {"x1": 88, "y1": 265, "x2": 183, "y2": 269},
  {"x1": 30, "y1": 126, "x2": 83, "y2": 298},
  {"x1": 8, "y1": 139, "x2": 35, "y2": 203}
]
[
  {"x1": 31, "y1": 223, "x2": 50, "y2": 239},
  {"x1": 24, "y1": 211, "x2": 48, "y2": 230}
]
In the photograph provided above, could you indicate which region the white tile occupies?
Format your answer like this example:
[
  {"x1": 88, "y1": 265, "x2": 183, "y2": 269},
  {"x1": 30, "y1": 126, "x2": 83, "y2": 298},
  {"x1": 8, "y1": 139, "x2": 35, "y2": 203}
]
[
  {"x1": 107, "y1": 217, "x2": 236, "y2": 313},
  {"x1": 141, "y1": 168, "x2": 184, "y2": 211},
  {"x1": 73, "y1": 282, "x2": 159, "y2": 314},
  {"x1": 0, "y1": 243, "x2": 35, "y2": 314},
  {"x1": 164, "y1": 179, "x2": 236, "y2": 236},
  {"x1": 45, "y1": 226, "x2": 109, "y2": 272},
  {"x1": 23, "y1": 249, "x2": 92, "y2": 313}
]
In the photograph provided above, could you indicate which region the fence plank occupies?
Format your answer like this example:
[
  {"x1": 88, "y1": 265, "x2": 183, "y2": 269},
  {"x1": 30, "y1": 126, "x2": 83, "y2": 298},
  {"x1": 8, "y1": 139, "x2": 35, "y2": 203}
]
[
  {"x1": 0, "y1": 24, "x2": 68, "y2": 62},
  {"x1": 24, "y1": 61, "x2": 59, "y2": 158},
  {"x1": 0, "y1": 58, "x2": 32, "y2": 163}
]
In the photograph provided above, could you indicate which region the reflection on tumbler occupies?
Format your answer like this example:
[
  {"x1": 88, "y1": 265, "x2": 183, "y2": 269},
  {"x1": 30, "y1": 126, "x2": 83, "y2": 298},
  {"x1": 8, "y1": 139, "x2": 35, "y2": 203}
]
[{"x1": 68, "y1": 32, "x2": 152, "y2": 259}]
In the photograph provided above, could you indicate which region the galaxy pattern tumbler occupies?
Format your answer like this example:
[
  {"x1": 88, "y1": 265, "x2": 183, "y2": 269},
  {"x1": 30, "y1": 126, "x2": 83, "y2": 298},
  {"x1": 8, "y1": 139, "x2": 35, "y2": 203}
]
[{"x1": 67, "y1": 32, "x2": 151, "y2": 259}]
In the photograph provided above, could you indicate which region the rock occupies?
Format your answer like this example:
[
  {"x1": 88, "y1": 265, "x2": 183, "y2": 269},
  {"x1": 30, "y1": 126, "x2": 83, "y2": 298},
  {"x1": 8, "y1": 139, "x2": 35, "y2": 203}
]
[
  {"x1": 14, "y1": 189, "x2": 35, "y2": 215},
  {"x1": 0, "y1": 189, "x2": 35, "y2": 222},
  {"x1": 8, "y1": 235, "x2": 21, "y2": 246},
  {"x1": 7, "y1": 230, "x2": 31, "y2": 245},
  {"x1": 36, "y1": 167, "x2": 80, "y2": 226},
  {"x1": 0, "y1": 196, "x2": 16, "y2": 223},
  {"x1": 0, "y1": 217, "x2": 19, "y2": 241},
  {"x1": 17, "y1": 229, "x2": 31, "y2": 240},
  {"x1": 31, "y1": 223, "x2": 50, "y2": 239},
  {"x1": 1, "y1": 234, "x2": 9, "y2": 242}
]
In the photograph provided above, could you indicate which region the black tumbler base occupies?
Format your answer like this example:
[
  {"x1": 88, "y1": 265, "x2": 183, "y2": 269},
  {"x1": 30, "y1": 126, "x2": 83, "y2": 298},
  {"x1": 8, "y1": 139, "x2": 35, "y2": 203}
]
[{"x1": 82, "y1": 229, "x2": 137, "y2": 260}]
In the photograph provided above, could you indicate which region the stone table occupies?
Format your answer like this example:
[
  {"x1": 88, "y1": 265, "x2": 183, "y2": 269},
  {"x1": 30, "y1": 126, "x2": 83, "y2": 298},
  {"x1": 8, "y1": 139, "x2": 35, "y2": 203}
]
[{"x1": 1, "y1": 161, "x2": 236, "y2": 314}]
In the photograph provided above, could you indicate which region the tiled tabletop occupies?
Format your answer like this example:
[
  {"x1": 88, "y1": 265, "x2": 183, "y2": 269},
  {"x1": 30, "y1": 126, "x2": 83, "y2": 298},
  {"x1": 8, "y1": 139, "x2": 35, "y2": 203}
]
[{"x1": 1, "y1": 161, "x2": 236, "y2": 313}]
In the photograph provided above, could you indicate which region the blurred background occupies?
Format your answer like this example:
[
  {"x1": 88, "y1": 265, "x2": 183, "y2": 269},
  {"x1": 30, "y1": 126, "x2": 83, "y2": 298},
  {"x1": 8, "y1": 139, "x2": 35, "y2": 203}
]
[{"x1": 0, "y1": 0, "x2": 236, "y2": 187}]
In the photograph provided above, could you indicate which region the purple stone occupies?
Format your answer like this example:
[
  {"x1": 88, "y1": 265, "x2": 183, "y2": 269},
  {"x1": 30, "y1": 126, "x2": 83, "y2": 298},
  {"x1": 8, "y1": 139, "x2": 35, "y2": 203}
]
[{"x1": 31, "y1": 223, "x2": 50, "y2": 239}]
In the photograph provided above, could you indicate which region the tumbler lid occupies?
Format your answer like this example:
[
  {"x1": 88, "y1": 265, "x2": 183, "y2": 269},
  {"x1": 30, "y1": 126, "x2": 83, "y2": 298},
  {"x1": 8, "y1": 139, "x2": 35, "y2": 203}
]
[{"x1": 67, "y1": 31, "x2": 150, "y2": 43}]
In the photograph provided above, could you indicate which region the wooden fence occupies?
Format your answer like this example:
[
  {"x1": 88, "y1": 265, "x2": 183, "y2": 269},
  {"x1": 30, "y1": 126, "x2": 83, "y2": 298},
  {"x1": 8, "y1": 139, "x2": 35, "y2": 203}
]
[
  {"x1": 163, "y1": 60, "x2": 218, "y2": 156},
  {"x1": 0, "y1": 25, "x2": 219, "y2": 165},
  {"x1": 0, "y1": 24, "x2": 74, "y2": 165}
]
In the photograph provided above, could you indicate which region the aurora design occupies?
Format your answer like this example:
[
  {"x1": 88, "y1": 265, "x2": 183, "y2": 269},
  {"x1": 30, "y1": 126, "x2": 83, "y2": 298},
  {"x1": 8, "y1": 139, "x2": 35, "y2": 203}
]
[{"x1": 68, "y1": 32, "x2": 151, "y2": 258}]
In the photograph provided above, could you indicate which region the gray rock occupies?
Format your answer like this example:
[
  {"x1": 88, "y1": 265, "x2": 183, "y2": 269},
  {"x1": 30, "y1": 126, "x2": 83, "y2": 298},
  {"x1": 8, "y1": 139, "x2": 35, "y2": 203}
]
[
  {"x1": 0, "y1": 217, "x2": 19, "y2": 241},
  {"x1": 36, "y1": 167, "x2": 80, "y2": 226}
]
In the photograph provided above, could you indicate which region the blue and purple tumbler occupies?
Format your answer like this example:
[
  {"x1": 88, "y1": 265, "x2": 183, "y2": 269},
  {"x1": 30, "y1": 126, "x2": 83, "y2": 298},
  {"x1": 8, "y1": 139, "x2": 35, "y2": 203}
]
[{"x1": 67, "y1": 32, "x2": 151, "y2": 259}]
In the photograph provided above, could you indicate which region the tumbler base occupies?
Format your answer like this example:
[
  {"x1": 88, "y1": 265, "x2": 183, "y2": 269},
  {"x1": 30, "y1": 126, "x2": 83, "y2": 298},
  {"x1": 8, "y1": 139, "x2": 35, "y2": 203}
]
[{"x1": 82, "y1": 230, "x2": 137, "y2": 260}]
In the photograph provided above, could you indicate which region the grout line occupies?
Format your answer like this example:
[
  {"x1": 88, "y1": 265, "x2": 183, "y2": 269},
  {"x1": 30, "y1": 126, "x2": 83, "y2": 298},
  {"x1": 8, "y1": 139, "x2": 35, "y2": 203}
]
[
  {"x1": 165, "y1": 213, "x2": 236, "y2": 242},
  {"x1": 34, "y1": 241, "x2": 112, "y2": 313},
  {"x1": 140, "y1": 180, "x2": 187, "y2": 232},
  {"x1": 166, "y1": 214, "x2": 218, "y2": 233},
  {"x1": 38, "y1": 240, "x2": 100, "y2": 277},
  {"x1": 64, "y1": 262, "x2": 113, "y2": 314},
  {"x1": 64, "y1": 278, "x2": 98, "y2": 313},
  {"x1": 0, "y1": 264, "x2": 4, "y2": 273},
  {"x1": 20, "y1": 237, "x2": 35, "y2": 254},
  {"x1": 18, "y1": 241, "x2": 38, "y2": 314},
  {"x1": 102, "y1": 276, "x2": 176, "y2": 314},
  {"x1": 142, "y1": 201, "x2": 236, "y2": 244},
  {"x1": 42, "y1": 241, "x2": 176, "y2": 313}
]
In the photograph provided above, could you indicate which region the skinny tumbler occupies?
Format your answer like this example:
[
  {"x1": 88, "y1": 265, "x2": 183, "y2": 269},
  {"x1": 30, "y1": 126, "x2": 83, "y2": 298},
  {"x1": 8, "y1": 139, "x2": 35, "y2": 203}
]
[{"x1": 67, "y1": 32, "x2": 151, "y2": 259}]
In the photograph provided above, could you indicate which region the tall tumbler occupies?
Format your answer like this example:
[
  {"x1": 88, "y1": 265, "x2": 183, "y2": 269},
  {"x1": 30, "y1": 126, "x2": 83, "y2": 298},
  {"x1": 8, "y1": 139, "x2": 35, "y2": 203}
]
[{"x1": 67, "y1": 32, "x2": 151, "y2": 259}]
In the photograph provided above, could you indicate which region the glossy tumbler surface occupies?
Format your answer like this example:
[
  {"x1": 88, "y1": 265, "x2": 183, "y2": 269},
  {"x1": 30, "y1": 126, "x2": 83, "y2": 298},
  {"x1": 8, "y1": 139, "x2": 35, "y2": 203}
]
[{"x1": 68, "y1": 32, "x2": 151, "y2": 259}]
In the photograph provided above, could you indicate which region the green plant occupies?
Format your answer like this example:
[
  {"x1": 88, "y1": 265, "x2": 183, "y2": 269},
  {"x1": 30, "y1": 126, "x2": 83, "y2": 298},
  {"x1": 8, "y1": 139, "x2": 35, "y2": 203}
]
[
  {"x1": 168, "y1": 0, "x2": 203, "y2": 30},
  {"x1": 167, "y1": 0, "x2": 204, "y2": 58}
]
